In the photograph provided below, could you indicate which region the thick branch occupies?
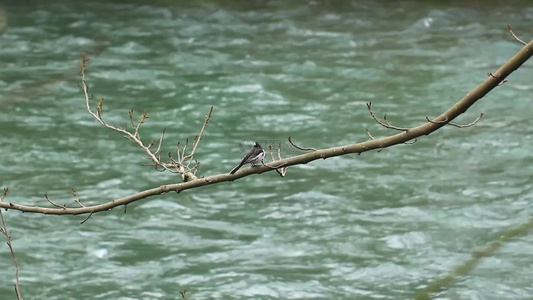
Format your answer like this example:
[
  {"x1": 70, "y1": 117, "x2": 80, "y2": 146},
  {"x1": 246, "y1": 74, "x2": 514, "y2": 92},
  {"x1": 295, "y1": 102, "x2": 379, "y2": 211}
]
[{"x1": 1, "y1": 39, "x2": 532, "y2": 216}]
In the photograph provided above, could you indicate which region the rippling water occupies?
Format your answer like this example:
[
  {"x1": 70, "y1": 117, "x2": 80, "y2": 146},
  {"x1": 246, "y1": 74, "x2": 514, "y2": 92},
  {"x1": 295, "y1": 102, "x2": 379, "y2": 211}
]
[{"x1": 0, "y1": 1, "x2": 532, "y2": 299}]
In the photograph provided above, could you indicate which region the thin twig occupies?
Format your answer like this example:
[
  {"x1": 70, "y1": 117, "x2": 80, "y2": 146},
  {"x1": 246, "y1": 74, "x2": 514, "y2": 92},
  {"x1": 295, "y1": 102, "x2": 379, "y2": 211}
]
[
  {"x1": 366, "y1": 102, "x2": 410, "y2": 131},
  {"x1": 80, "y1": 211, "x2": 94, "y2": 225},
  {"x1": 404, "y1": 138, "x2": 417, "y2": 145},
  {"x1": 426, "y1": 113, "x2": 484, "y2": 128},
  {"x1": 267, "y1": 143, "x2": 288, "y2": 177},
  {"x1": 507, "y1": 24, "x2": 526, "y2": 45},
  {"x1": 80, "y1": 56, "x2": 163, "y2": 168},
  {"x1": 72, "y1": 188, "x2": 85, "y2": 208},
  {"x1": 366, "y1": 128, "x2": 375, "y2": 140},
  {"x1": 447, "y1": 113, "x2": 484, "y2": 128},
  {"x1": 425, "y1": 116, "x2": 449, "y2": 124},
  {"x1": 288, "y1": 136, "x2": 316, "y2": 151},
  {"x1": 45, "y1": 193, "x2": 66, "y2": 209},
  {"x1": 0, "y1": 188, "x2": 23, "y2": 300},
  {"x1": 181, "y1": 138, "x2": 188, "y2": 163},
  {"x1": 154, "y1": 128, "x2": 166, "y2": 156},
  {"x1": 182, "y1": 106, "x2": 213, "y2": 161}
]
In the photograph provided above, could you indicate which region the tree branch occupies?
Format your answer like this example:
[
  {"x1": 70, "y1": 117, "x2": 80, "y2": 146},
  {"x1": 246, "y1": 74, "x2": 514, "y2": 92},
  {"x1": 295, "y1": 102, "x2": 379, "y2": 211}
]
[
  {"x1": 1, "y1": 37, "x2": 531, "y2": 216},
  {"x1": 80, "y1": 56, "x2": 210, "y2": 181}
]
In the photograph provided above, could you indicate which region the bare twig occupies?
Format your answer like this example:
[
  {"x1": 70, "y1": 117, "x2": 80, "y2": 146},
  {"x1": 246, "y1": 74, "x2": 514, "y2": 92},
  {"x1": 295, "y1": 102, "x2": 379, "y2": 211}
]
[
  {"x1": 507, "y1": 24, "x2": 526, "y2": 45},
  {"x1": 192, "y1": 161, "x2": 200, "y2": 175},
  {"x1": 81, "y1": 56, "x2": 162, "y2": 168},
  {"x1": 80, "y1": 211, "x2": 94, "y2": 225},
  {"x1": 181, "y1": 138, "x2": 188, "y2": 164},
  {"x1": 288, "y1": 136, "x2": 316, "y2": 151},
  {"x1": 72, "y1": 188, "x2": 85, "y2": 208},
  {"x1": 404, "y1": 138, "x2": 417, "y2": 145},
  {"x1": 426, "y1": 113, "x2": 484, "y2": 128},
  {"x1": 0, "y1": 188, "x2": 23, "y2": 300},
  {"x1": 366, "y1": 102, "x2": 410, "y2": 131},
  {"x1": 425, "y1": 116, "x2": 449, "y2": 124},
  {"x1": 182, "y1": 106, "x2": 213, "y2": 161},
  {"x1": 365, "y1": 128, "x2": 375, "y2": 140},
  {"x1": 80, "y1": 56, "x2": 212, "y2": 180},
  {"x1": 45, "y1": 193, "x2": 66, "y2": 209},
  {"x1": 154, "y1": 128, "x2": 166, "y2": 156},
  {"x1": 267, "y1": 143, "x2": 288, "y2": 177},
  {"x1": 448, "y1": 113, "x2": 484, "y2": 128}
]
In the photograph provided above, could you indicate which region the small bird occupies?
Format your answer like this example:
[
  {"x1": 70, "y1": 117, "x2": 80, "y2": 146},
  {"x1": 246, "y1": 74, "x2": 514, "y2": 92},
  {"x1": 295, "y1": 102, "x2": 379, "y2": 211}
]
[{"x1": 230, "y1": 142, "x2": 265, "y2": 174}]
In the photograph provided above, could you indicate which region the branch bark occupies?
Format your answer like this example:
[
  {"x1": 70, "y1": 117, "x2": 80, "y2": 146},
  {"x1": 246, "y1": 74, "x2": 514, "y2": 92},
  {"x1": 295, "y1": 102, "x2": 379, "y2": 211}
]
[{"x1": 1, "y1": 38, "x2": 532, "y2": 217}]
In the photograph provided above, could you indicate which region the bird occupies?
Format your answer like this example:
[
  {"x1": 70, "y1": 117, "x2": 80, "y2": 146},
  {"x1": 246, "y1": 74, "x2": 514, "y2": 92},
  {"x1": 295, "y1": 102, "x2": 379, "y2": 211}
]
[{"x1": 230, "y1": 142, "x2": 265, "y2": 174}]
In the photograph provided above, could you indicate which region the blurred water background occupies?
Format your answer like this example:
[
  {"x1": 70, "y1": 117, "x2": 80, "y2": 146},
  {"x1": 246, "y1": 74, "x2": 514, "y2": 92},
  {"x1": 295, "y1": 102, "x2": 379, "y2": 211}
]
[{"x1": 0, "y1": 1, "x2": 532, "y2": 299}]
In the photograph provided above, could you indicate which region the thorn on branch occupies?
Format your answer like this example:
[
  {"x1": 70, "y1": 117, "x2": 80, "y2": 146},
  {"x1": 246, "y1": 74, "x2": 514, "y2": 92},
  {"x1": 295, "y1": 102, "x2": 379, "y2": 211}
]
[
  {"x1": 288, "y1": 136, "x2": 316, "y2": 151},
  {"x1": 366, "y1": 102, "x2": 410, "y2": 132},
  {"x1": 487, "y1": 73, "x2": 508, "y2": 86},
  {"x1": 404, "y1": 138, "x2": 417, "y2": 145},
  {"x1": 425, "y1": 116, "x2": 449, "y2": 124},
  {"x1": 507, "y1": 24, "x2": 527, "y2": 45}
]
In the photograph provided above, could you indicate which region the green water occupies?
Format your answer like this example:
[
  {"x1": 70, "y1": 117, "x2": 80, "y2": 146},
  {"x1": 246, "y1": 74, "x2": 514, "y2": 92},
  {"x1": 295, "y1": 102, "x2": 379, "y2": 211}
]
[{"x1": 0, "y1": 1, "x2": 532, "y2": 299}]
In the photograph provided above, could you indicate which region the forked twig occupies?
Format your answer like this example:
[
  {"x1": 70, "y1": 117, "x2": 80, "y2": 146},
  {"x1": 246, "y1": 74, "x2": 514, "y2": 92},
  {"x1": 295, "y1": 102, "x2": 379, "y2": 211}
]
[
  {"x1": 0, "y1": 188, "x2": 23, "y2": 300},
  {"x1": 81, "y1": 56, "x2": 163, "y2": 168},
  {"x1": 366, "y1": 102, "x2": 410, "y2": 131},
  {"x1": 267, "y1": 143, "x2": 288, "y2": 177},
  {"x1": 80, "y1": 56, "x2": 211, "y2": 180}
]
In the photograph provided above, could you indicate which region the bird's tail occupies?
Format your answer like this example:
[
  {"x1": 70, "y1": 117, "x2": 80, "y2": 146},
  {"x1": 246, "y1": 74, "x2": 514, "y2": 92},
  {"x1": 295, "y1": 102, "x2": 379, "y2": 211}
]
[{"x1": 230, "y1": 163, "x2": 244, "y2": 174}]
